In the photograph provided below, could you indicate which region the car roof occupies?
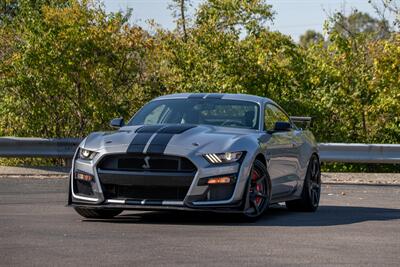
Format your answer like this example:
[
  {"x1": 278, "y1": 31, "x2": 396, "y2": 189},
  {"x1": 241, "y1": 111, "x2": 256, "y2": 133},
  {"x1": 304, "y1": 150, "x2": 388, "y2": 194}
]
[{"x1": 153, "y1": 93, "x2": 276, "y2": 105}]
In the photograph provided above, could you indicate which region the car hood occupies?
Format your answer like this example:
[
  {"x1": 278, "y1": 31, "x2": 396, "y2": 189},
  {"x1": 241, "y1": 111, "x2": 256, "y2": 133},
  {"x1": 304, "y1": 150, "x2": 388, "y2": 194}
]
[{"x1": 83, "y1": 124, "x2": 259, "y2": 154}]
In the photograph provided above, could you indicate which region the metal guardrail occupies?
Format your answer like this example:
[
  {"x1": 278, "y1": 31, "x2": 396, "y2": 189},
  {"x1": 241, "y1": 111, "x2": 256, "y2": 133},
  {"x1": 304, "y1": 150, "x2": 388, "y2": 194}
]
[
  {"x1": 0, "y1": 137, "x2": 399, "y2": 164},
  {"x1": 0, "y1": 137, "x2": 81, "y2": 158},
  {"x1": 318, "y1": 143, "x2": 400, "y2": 164}
]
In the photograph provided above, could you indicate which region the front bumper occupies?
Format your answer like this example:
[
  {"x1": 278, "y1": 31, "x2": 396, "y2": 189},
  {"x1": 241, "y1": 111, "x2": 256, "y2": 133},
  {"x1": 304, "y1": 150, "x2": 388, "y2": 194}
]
[{"x1": 69, "y1": 151, "x2": 253, "y2": 212}]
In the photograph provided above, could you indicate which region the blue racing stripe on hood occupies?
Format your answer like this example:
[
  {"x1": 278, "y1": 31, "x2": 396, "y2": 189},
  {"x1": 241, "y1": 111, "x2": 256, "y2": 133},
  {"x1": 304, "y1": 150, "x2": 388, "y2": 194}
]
[
  {"x1": 146, "y1": 125, "x2": 196, "y2": 154},
  {"x1": 128, "y1": 124, "x2": 196, "y2": 154},
  {"x1": 127, "y1": 125, "x2": 165, "y2": 153}
]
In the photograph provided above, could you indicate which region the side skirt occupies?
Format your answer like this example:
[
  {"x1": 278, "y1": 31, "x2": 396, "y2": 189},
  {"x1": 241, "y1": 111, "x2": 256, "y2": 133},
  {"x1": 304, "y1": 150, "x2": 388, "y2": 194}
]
[{"x1": 270, "y1": 195, "x2": 301, "y2": 204}]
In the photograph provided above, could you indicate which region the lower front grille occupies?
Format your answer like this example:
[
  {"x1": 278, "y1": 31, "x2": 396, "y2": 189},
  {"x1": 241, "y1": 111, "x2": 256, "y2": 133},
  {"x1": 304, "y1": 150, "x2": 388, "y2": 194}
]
[
  {"x1": 97, "y1": 154, "x2": 197, "y2": 202},
  {"x1": 103, "y1": 185, "x2": 189, "y2": 201},
  {"x1": 98, "y1": 171, "x2": 195, "y2": 201}
]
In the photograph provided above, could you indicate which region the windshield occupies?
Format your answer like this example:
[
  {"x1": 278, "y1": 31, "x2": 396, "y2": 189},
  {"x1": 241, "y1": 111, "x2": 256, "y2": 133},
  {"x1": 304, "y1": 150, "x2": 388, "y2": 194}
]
[{"x1": 128, "y1": 99, "x2": 260, "y2": 130}]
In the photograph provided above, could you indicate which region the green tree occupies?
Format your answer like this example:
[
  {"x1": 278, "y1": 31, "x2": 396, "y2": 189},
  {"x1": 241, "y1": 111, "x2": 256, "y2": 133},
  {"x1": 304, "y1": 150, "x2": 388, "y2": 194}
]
[
  {"x1": 156, "y1": 0, "x2": 315, "y2": 117},
  {"x1": 0, "y1": 0, "x2": 69, "y2": 24},
  {"x1": 331, "y1": 11, "x2": 391, "y2": 39},
  {"x1": 195, "y1": 0, "x2": 274, "y2": 35},
  {"x1": 168, "y1": 0, "x2": 191, "y2": 41},
  {"x1": 301, "y1": 11, "x2": 400, "y2": 144},
  {"x1": 0, "y1": 0, "x2": 158, "y2": 137},
  {"x1": 299, "y1": 30, "x2": 324, "y2": 47},
  {"x1": 0, "y1": 0, "x2": 18, "y2": 24}
]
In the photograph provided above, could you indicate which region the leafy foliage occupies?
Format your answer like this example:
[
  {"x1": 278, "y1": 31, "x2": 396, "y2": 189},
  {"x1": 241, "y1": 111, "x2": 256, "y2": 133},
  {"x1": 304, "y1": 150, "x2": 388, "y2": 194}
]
[
  {"x1": 331, "y1": 10, "x2": 390, "y2": 39},
  {"x1": 0, "y1": 0, "x2": 159, "y2": 137},
  {"x1": 299, "y1": 30, "x2": 324, "y2": 48},
  {"x1": 0, "y1": 0, "x2": 399, "y2": 171},
  {"x1": 303, "y1": 13, "x2": 400, "y2": 144}
]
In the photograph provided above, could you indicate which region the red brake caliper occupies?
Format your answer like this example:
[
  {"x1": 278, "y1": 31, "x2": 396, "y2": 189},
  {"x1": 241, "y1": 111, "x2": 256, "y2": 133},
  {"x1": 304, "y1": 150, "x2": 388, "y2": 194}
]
[{"x1": 251, "y1": 169, "x2": 262, "y2": 205}]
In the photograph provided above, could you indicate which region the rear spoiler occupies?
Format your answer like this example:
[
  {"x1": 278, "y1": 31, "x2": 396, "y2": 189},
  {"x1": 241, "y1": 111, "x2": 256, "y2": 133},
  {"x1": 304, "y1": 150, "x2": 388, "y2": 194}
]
[{"x1": 290, "y1": 116, "x2": 312, "y2": 128}]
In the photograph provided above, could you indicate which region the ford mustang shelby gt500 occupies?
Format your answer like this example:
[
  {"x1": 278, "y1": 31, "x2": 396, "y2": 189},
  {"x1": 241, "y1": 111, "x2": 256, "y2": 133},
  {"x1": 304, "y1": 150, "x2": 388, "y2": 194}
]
[{"x1": 68, "y1": 93, "x2": 321, "y2": 220}]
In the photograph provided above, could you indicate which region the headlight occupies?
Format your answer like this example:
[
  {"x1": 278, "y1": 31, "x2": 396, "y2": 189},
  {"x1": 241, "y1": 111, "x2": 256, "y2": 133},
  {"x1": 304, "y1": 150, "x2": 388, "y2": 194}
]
[
  {"x1": 78, "y1": 148, "x2": 98, "y2": 160},
  {"x1": 203, "y1": 152, "x2": 243, "y2": 164}
]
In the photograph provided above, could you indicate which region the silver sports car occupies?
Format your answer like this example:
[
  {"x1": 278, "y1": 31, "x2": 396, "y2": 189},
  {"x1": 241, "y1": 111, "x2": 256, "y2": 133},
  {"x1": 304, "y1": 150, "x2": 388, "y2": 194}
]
[{"x1": 68, "y1": 93, "x2": 321, "y2": 220}]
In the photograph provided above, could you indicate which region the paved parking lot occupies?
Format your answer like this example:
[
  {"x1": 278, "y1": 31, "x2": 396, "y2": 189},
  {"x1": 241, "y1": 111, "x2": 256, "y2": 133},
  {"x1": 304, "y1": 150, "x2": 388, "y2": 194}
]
[{"x1": 1, "y1": 177, "x2": 399, "y2": 266}]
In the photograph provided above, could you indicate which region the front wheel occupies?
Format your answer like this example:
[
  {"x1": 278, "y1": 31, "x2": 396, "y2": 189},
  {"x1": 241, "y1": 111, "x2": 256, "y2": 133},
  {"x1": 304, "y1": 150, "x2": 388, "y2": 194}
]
[
  {"x1": 241, "y1": 159, "x2": 271, "y2": 221},
  {"x1": 286, "y1": 154, "x2": 321, "y2": 212},
  {"x1": 74, "y1": 207, "x2": 123, "y2": 219}
]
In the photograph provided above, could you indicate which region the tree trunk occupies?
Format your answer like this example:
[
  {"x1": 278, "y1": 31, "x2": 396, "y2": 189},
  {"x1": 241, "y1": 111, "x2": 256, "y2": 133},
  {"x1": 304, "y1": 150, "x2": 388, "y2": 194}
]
[{"x1": 180, "y1": 0, "x2": 187, "y2": 41}]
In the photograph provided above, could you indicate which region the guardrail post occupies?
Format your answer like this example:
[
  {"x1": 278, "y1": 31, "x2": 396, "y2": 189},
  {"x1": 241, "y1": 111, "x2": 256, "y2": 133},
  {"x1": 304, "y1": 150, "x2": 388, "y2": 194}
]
[{"x1": 64, "y1": 158, "x2": 73, "y2": 168}]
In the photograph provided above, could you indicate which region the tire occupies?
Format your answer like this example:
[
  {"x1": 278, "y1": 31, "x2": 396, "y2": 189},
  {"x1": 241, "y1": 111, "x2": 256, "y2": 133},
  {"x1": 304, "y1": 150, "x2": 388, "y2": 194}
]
[
  {"x1": 286, "y1": 154, "x2": 321, "y2": 212},
  {"x1": 241, "y1": 159, "x2": 271, "y2": 221},
  {"x1": 74, "y1": 207, "x2": 123, "y2": 219}
]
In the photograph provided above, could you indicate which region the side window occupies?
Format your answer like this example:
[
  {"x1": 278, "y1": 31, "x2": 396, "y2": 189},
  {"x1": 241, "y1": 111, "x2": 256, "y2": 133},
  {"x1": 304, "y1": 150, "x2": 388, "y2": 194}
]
[
  {"x1": 264, "y1": 105, "x2": 278, "y2": 131},
  {"x1": 144, "y1": 104, "x2": 168, "y2": 124},
  {"x1": 264, "y1": 104, "x2": 290, "y2": 131},
  {"x1": 270, "y1": 105, "x2": 290, "y2": 123}
]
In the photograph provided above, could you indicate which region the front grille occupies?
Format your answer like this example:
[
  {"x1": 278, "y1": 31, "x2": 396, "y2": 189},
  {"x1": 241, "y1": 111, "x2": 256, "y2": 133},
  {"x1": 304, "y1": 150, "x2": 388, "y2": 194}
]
[
  {"x1": 97, "y1": 154, "x2": 197, "y2": 201},
  {"x1": 98, "y1": 154, "x2": 196, "y2": 172}
]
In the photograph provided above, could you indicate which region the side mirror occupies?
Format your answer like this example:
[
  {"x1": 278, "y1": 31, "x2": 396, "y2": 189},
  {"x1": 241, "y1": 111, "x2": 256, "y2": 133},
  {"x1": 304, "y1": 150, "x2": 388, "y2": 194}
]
[
  {"x1": 110, "y1": 118, "x2": 125, "y2": 128},
  {"x1": 274, "y1": 121, "x2": 291, "y2": 132}
]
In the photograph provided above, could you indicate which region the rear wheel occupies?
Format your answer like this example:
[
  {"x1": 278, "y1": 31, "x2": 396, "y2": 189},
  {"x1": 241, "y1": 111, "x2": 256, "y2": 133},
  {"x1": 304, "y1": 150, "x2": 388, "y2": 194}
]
[
  {"x1": 74, "y1": 207, "x2": 123, "y2": 219},
  {"x1": 241, "y1": 159, "x2": 271, "y2": 221},
  {"x1": 286, "y1": 154, "x2": 321, "y2": 212}
]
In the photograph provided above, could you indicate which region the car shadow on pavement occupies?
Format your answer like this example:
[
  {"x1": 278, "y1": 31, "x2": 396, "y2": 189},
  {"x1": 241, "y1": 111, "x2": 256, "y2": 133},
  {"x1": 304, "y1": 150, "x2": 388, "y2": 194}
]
[
  {"x1": 82, "y1": 205, "x2": 400, "y2": 226},
  {"x1": 258, "y1": 205, "x2": 400, "y2": 227}
]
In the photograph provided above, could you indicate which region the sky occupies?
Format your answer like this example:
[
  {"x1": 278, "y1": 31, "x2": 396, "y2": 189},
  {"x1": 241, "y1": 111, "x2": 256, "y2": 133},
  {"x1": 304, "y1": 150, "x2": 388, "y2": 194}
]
[{"x1": 102, "y1": 0, "x2": 392, "y2": 42}]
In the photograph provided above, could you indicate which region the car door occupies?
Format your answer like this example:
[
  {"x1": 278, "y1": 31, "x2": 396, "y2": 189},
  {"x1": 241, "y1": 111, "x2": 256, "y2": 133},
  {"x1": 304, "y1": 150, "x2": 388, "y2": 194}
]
[{"x1": 263, "y1": 104, "x2": 300, "y2": 197}]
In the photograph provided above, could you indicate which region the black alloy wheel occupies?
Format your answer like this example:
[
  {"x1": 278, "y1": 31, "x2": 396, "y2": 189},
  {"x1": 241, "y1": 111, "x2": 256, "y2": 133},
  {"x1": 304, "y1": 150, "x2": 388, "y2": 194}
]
[
  {"x1": 242, "y1": 159, "x2": 271, "y2": 221},
  {"x1": 286, "y1": 154, "x2": 321, "y2": 212}
]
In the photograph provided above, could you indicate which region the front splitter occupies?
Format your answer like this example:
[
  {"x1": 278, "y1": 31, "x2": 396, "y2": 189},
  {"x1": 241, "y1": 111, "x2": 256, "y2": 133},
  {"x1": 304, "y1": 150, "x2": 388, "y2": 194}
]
[{"x1": 69, "y1": 200, "x2": 243, "y2": 213}]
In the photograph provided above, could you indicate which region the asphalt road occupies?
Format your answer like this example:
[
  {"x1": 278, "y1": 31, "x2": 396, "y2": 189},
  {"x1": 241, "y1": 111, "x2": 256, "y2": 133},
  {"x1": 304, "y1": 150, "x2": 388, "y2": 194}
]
[{"x1": 1, "y1": 178, "x2": 399, "y2": 266}]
